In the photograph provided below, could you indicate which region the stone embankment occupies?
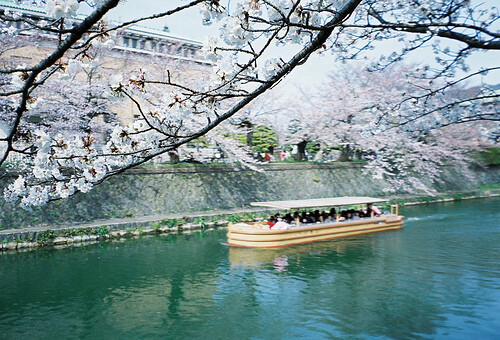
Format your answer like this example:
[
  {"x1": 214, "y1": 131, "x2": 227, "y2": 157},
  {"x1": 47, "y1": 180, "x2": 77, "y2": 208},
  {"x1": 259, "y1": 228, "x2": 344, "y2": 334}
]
[
  {"x1": 0, "y1": 219, "x2": 227, "y2": 252},
  {"x1": 1, "y1": 189, "x2": 499, "y2": 252},
  {"x1": 1, "y1": 162, "x2": 499, "y2": 252},
  {"x1": 2, "y1": 162, "x2": 499, "y2": 230}
]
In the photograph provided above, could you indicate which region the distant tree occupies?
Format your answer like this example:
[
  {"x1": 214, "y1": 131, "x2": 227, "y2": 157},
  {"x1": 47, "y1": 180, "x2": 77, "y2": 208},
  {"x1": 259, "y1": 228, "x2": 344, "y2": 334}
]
[
  {"x1": 285, "y1": 64, "x2": 492, "y2": 193},
  {"x1": 250, "y1": 125, "x2": 277, "y2": 154}
]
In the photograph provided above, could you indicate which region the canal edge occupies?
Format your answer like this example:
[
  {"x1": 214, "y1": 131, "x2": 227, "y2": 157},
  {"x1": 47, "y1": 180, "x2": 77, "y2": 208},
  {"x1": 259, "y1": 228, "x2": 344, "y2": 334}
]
[{"x1": 1, "y1": 189, "x2": 499, "y2": 252}]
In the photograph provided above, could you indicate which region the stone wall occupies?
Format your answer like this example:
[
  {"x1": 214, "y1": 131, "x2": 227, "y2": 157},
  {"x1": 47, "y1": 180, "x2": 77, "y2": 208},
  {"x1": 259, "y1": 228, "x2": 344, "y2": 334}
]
[{"x1": 1, "y1": 162, "x2": 499, "y2": 230}]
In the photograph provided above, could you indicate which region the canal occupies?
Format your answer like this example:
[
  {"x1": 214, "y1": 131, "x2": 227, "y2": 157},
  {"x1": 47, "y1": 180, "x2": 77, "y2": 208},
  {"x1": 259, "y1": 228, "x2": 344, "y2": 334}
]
[{"x1": 1, "y1": 197, "x2": 499, "y2": 339}]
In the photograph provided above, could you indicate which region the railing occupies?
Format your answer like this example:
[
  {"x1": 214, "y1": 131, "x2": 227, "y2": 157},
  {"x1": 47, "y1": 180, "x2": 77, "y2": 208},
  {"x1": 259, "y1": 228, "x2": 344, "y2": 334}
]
[{"x1": 386, "y1": 204, "x2": 400, "y2": 220}]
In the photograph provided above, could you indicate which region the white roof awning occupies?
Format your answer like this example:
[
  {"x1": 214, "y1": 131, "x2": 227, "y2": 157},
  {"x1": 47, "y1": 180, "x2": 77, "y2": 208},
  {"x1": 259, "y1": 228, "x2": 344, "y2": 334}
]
[{"x1": 250, "y1": 197, "x2": 388, "y2": 210}]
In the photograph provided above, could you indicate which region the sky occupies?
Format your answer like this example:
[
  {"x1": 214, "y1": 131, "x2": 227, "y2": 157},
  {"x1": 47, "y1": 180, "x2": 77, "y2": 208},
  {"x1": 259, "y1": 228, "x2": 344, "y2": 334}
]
[{"x1": 99, "y1": 0, "x2": 500, "y2": 92}]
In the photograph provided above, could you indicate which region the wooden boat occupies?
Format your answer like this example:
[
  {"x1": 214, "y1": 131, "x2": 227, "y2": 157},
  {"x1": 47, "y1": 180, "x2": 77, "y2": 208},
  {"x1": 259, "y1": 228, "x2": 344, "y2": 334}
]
[{"x1": 227, "y1": 197, "x2": 404, "y2": 248}]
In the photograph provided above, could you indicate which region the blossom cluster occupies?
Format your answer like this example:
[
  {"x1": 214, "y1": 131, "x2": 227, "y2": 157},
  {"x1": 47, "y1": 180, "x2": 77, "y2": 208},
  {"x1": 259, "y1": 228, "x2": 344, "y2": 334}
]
[
  {"x1": 45, "y1": 0, "x2": 80, "y2": 19},
  {"x1": 3, "y1": 127, "x2": 131, "y2": 207}
]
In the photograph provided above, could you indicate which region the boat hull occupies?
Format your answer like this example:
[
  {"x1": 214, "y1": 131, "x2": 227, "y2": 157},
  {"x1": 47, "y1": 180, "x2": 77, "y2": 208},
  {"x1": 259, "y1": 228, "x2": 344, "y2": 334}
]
[{"x1": 227, "y1": 216, "x2": 404, "y2": 248}]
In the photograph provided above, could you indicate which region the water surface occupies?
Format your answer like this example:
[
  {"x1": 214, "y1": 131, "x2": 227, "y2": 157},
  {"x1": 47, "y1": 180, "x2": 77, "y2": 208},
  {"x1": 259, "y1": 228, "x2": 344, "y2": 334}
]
[{"x1": 1, "y1": 197, "x2": 499, "y2": 339}]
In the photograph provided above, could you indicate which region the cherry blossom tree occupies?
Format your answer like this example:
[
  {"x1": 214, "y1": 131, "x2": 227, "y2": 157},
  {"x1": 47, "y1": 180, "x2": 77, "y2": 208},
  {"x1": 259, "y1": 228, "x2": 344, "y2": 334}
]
[
  {"x1": 0, "y1": 0, "x2": 499, "y2": 207},
  {"x1": 284, "y1": 64, "x2": 496, "y2": 193}
]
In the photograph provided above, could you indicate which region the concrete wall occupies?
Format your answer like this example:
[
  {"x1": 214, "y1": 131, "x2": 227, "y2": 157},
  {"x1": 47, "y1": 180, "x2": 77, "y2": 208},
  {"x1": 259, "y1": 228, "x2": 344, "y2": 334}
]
[{"x1": 1, "y1": 162, "x2": 499, "y2": 230}]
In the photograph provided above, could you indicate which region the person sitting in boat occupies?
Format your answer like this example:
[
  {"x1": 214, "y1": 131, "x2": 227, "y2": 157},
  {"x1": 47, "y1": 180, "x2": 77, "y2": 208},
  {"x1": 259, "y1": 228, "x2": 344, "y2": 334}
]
[
  {"x1": 267, "y1": 215, "x2": 277, "y2": 228},
  {"x1": 372, "y1": 205, "x2": 382, "y2": 216},
  {"x1": 326, "y1": 208, "x2": 339, "y2": 222},
  {"x1": 284, "y1": 213, "x2": 293, "y2": 224},
  {"x1": 272, "y1": 217, "x2": 290, "y2": 230},
  {"x1": 301, "y1": 211, "x2": 314, "y2": 223},
  {"x1": 366, "y1": 203, "x2": 381, "y2": 217},
  {"x1": 313, "y1": 210, "x2": 322, "y2": 223},
  {"x1": 322, "y1": 211, "x2": 331, "y2": 223},
  {"x1": 307, "y1": 212, "x2": 316, "y2": 223}
]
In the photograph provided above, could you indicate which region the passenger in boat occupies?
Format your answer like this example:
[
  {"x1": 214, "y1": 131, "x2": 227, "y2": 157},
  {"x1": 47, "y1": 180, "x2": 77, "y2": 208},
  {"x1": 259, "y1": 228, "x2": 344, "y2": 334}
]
[
  {"x1": 366, "y1": 203, "x2": 381, "y2": 217},
  {"x1": 301, "y1": 211, "x2": 314, "y2": 223},
  {"x1": 267, "y1": 215, "x2": 277, "y2": 228},
  {"x1": 272, "y1": 217, "x2": 290, "y2": 230},
  {"x1": 329, "y1": 208, "x2": 337, "y2": 220},
  {"x1": 322, "y1": 211, "x2": 330, "y2": 223},
  {"x1": 313, "y1": 210, "x2": 322, "y2": 223},
  {"x1": 284, "y1": 213, "x2": 293, "y2": 224},
  {"x1": 307, "y1": 212, "x2": 316, "y2": 223}
]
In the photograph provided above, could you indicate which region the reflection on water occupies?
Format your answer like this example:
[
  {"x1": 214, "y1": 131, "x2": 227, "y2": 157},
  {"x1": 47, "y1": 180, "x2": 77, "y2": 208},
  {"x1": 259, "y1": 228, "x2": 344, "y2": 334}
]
[
  {"x1": 228, "y1": 237, "x2": 374, "y2": 271},
  {"x1": 1, "y1": 198, "x2": 500, "y2": 339}
]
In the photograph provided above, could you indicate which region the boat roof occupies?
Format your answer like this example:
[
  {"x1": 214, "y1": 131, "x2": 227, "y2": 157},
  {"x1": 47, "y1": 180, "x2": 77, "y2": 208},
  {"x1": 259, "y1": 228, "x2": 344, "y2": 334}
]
[{"x1": 250, "y1": 197, "x2": 388, "y2": 210}]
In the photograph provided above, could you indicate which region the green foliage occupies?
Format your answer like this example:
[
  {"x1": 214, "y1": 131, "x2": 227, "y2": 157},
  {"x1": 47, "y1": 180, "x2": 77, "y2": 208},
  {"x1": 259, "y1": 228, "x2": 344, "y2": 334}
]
[
  {"x1": 166, "y1": 219, "x2": 179, "y2": 228},
  {"x1": 37, "y1": 230, "x2": 55, "y2": 245},
  {"x1": 239, "y1": 212, "x2": 256, "y2": 222},
  {"x1": 225, "y1": 133, "x2": 248, "y2": 146},
  {"x1": 479, "y1": 147, "x2": 500, "y2": 166},
  {"x1": 477, "y1": 183, "x2": 500, "y2": 190},
  {"x1": 187, "y1": 136, "x2": 210, "y2": 148},
  {"x1": 192, "y1": 217, "x2": 206, "y2": 229},
  {"x1": 306, "y1": 142, "x2": 321, "y2": 156},
  {"x1": 209, "y1": 215, "x2": 223, "y2": 223},
  {"x1": 61, "y1": 228, "x2": 77, "y2": 237},
  {"x1": 97, "y1": 226, "x2": 109, "y2": 236},
  {"x1": 250, "y1": 125, "x2": 277, "y2": 153}
]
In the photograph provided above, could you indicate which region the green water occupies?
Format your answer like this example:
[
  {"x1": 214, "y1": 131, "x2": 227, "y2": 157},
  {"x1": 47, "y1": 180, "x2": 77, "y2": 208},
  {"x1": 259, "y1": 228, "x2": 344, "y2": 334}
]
[{"x1": 1, "y1": 198, "x2": 500, "y2": 339}]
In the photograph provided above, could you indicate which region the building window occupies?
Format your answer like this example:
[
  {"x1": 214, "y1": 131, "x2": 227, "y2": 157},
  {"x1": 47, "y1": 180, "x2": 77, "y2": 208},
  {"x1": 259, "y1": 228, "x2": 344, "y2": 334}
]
[
  {"x1": 151, "y1": 42, "x2": 156, "y2": 52},
  {"x1": 139, "y1": 40, "x2": 145, "y2": 50},
  {"x1": 123, "y1": 37, "x2": 129, "y2": 47},
  {"x1": 131, "y1": 39, "x2": 137, "y2": 49}
]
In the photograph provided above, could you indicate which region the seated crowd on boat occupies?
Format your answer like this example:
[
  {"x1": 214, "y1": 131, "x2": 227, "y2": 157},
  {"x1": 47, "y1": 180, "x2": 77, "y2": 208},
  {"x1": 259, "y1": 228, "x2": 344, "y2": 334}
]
[
  {"x1": 265, "y1": 203, "x2": 383, "y2": 230},
  {"x1": 228, "y1": 198, "x2": 403, "y2": 247}
]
